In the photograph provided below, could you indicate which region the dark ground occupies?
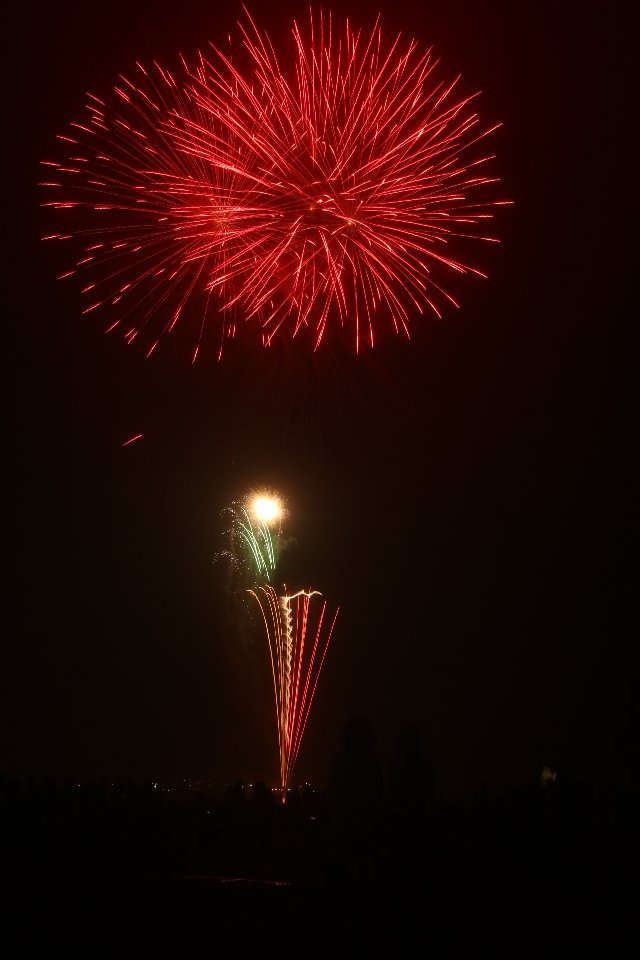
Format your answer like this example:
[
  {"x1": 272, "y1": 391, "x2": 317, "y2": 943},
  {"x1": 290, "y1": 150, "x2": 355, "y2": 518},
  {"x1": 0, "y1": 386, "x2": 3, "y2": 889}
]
[{"x1": 3, "y1": 725, "x2": 637, "y2": 950}]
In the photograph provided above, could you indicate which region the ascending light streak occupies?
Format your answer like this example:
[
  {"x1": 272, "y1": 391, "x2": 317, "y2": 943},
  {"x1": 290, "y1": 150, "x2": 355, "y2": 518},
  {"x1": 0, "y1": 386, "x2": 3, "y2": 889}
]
[{"x1": 249, "y1": 586, "x2": 339, "y2": 791}]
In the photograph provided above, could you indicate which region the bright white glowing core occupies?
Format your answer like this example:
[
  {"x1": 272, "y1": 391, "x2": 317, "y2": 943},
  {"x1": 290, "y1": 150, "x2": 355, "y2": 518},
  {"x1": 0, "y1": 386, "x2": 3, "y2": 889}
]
[{"x1": 250, "y1": 495, "x2": 282, "y2": 525}]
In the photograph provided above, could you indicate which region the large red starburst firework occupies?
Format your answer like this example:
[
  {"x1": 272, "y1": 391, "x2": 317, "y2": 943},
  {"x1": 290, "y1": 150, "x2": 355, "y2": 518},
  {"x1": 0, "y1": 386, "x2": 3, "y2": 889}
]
[{"x1": 42, "y1": 10, "x2": 508, "y2": 357}]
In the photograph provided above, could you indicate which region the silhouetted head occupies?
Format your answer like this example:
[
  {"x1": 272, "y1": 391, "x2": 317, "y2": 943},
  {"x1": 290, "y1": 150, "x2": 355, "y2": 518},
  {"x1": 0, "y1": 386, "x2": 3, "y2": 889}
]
[{"x1": 252, "y1": 780, "x2": 273, "y2": 806}]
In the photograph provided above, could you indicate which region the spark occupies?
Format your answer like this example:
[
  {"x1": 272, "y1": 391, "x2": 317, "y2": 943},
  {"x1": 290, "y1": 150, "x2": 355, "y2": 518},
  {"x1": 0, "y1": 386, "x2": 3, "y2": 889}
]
[
  {"x1": 121, "y1": 432, "x2": 143, "y2": 446},
  {"x1": 41, "y1": 58, "x2": 239, "y2": 360}
]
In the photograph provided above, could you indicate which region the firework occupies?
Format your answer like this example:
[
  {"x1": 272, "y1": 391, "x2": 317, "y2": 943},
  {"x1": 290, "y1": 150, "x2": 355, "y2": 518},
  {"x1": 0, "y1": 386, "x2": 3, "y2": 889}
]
[
  {"x1": 41, "y1": 58, "x2": 237, "y2": 361},
  {"x1": 176, "y1": 9, "x2": 507, "y2": 350},
  {"x1": 43, "y1": 11, "x2": 507, "y2": 356},
  {"x1": 222, "y1": 498, "x2": 281, "y2": 582},
  {"x1": 219, "y1": 491, "x2": 338, "y2": 788},
  {"x1": 249, "y1": 586, "x2": 339, "y2": 791}
]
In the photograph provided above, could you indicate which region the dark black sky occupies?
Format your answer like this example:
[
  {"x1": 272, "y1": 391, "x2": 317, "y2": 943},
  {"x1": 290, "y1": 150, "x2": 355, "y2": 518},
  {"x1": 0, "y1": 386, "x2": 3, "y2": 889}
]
[{"x1": 7, "y1": 0, "x2": 635, "y2": 793}]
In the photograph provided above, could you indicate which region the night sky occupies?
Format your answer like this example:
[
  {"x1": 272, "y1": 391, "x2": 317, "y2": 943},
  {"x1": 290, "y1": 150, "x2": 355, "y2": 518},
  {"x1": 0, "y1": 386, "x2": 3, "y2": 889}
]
[{"x1": 7, "y1": 0, "x2": 635, "y2": 794}]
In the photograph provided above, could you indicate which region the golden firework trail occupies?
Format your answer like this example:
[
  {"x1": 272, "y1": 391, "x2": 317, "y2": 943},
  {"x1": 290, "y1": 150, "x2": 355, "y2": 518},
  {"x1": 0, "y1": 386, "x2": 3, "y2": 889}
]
[{"x1": 249, "y1": 585, "x2": 339, "y2": 791}]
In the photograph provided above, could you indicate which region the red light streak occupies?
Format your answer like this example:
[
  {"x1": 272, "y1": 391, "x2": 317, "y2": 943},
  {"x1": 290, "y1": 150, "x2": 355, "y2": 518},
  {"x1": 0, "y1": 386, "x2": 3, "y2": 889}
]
[{"x1": 250, "y1": 586, "x2": 339, "y2": 791}]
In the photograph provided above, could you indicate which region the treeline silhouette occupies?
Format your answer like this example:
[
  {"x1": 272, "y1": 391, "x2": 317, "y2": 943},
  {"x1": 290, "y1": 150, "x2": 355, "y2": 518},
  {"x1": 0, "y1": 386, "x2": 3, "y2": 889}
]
[{"x1": 2, "y1": 720, "x2": 636, "y2": 948}]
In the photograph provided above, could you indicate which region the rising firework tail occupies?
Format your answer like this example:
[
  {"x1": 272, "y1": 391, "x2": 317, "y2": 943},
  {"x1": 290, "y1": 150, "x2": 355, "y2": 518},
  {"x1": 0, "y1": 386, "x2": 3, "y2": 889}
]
[
  {"x1": 42, "y1": 10, "x2": 509, "y2": 358},
  {"x1": 249, "y1": 586, "x2": 339, "y2": 792}
]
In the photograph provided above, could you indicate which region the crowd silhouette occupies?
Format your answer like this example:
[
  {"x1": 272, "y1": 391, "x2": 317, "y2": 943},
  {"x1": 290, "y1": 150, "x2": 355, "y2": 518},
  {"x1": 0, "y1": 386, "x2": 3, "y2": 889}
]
[{"x1": 2, "y1": 719, "x2": 636, "y2": 948}]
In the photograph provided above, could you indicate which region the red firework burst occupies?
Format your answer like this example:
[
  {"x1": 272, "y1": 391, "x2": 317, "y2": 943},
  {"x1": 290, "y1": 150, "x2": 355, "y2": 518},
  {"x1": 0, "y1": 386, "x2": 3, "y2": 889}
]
[
  {"x1": 182, "y1": 11, "x2": 507, "y2": 351},
  {"x1": 42, "y1": 11, "x2": 508, "y2": 357}
]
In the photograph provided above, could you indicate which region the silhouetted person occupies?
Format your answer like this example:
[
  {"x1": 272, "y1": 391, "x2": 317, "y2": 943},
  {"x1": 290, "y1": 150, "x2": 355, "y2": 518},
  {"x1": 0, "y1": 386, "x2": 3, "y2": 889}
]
[
  {"x1": 249, "y1": 779, "x2": 276, "y2": 845},
  {"x1": 251, "y1": 780, "x2": 275, "y2": 810},
  {"x1": 221, "y1": 778, "x2": 247, "y2": 843},
  {"x1": 387, "y1": 724, "x2": 436, "y2": 821},
  {"x1": 224, "y1": 778, "x2": 246, "y2": 809},
  {"x1": 328, "y1": 717, "x2": 384, "y2": 945},
  {"x1": 385, "y1": 725, "x2": 436, "y2": 940}
]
